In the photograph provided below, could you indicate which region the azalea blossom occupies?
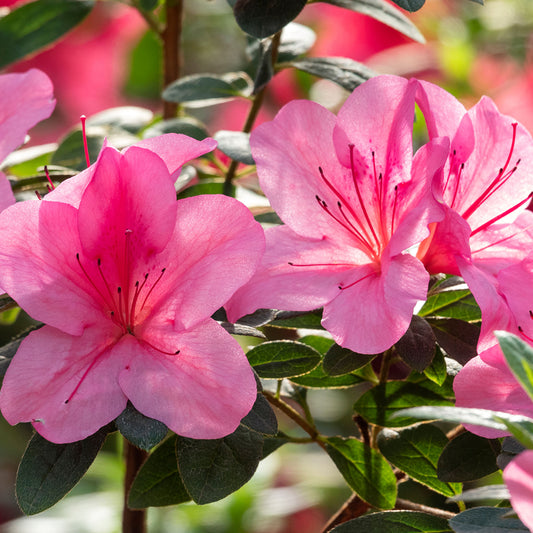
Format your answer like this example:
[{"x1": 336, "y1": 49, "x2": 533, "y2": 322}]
[
  {"x1": 415, "y1": 83, "x2": 533, "y2": 350},
  {"x1": 226, "y1": 75, "x2": 448, "y2": 354},
  {"x1": 0, "y1": 69, "x2": 55, "y2": 211},
  {"x1": 503, "y1": 451, "x2": 533, "y2": 532},
  {"x1": 0, "y1": 134, "x2": 265, "y2": 443}
]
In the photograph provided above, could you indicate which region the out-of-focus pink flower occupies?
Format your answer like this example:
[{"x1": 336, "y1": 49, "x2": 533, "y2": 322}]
[
  {"x1": 0, "y1": 134, "x2": 264, "y2": 443},
  {"x1": 503, "y1": 450, "x2": 533, "y2": 532},
  {"x1": 227, "y1": 75, "x2": 448, "y2": 354}
]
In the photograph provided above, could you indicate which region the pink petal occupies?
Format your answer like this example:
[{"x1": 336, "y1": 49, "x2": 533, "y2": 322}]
[
  {"x1": 0, "y1": 69, "x2": 55, "y2": 162},
  {"x1": 322, "y1": 252, "x2": 429, "y2": 354},
  {"x1": 131, "y1": 134, "x2": 217, "y2": 182},
  {"x1": 0, "y1": 171, "x2": 15, "y2": 213},
  {"x1": 454, "y1": 352, "x2": 533, "y2": 438},
  {"x1": 118, "y1": 319, "x2": 256, "y2": 439},
  {"x1": 504, "y1": 450, "x2": 533, "y2": 531},
  {"x1": 0, "y1": 325, "x2": 128, "y2": 444},
  {"x1": 226, "y1": 225, "x2": 356, "y2": 322},
  {"x1": 44, "y1": 163, "x2": 96, "y2": 208},
  {"x1": 0, "y1": 200, "x2": 107, "y2": 335},
  {"x1": 144, "y1": 194, "x2": 265, "y2": 330}
]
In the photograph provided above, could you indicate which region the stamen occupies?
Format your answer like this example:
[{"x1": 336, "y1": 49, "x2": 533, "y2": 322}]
[
  {"x1": 35, "y1": 191, "x2": 42, "y2": 200},
  {"x1": 141, "y1": 338, "x2": 180, "y2": 356},
  {"x1": 390, "y1": 185, "x2": 399, "y2": 235},
  {"x1": 44, "y1": 165, "x2": 55, "y2": 191},
  {"x1": 140, "y1": 268, "x2": 166, "y2": 311},
  {"x1": 80, "y1": 115, "x2": 90, "y2": 168},
  {"x1": 288, "y1": 261, "x2": 355, "y2": 267},
  {"x1": 77, "y1": 254, "x2": 114, "y2": 313},
  {"x1": 518, "y1": 326, "x2": 533, "y2": 344},
  {"x1": 97, "y1": 258, "x2": 121, "y2": 321},
  {"x1": 338, "y1": 271, "x2": 375, "y2": 291}
]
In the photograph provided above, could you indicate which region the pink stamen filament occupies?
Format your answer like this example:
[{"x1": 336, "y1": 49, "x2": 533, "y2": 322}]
[
  {"x1": 141, "y1": 338, "x2": 180, "y2": 356},
  {"x1": 44, "y1": 165, "x2": 55, "y2": 191},
  {"x1": 288, "y1": 261, "x2": 355, "y2": 267},
  {"x1": 450, "y1": 162, "x2": 465, "y2": 210},
  {"x1": 390, "y1": 185, "x2": 399, "y2": 235},
  {"x1": 35, "y1": 191, "x2": 42, "y2": 200},
  {"x1": 471, "y1": 223, "x2": 533, "y2": 256},
  {"x1": 338, "y1": 271, "x2": 375, "y2": 291},
  {"x1": 140, "y1": 268, "x2": 166, "y2": 311},
  {"x1": 80, "y1": 115, "x2": 90, "y2": 168}
]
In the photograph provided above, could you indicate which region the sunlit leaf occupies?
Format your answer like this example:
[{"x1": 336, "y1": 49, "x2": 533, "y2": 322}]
[
  {"x1": 449, "y1": 507, "x2": 528, "y2": 533},
  {"x1": 330, "y1": 511, "x2": 452, "y2": 532}
]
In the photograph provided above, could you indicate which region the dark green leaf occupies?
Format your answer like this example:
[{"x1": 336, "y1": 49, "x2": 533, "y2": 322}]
[
  {"x1": 162, "y1": 72, "x2": 253, "y2": 107},
  {"x1": 299, "y1": 335, "x2": 335, "y2": 354},
  {"x1": 290, "y1": 364, "x2": 368, "y2": 388},
  {"x1": 139, "y1": 0, "x2": 160, "y2": 10},
  {"x1": 128, "y1": 436, "x2": 191, "y2": 509},
  {"x1": 0, "y1": 0, "x2": 95, "y2": 69},
  {"x1": 437, "y1": 432, "x2": 500, "y2": 482},
  {"x1": 0, "y1": 323, "x2": 44, "y2": 377},
  {"x1": 177, "y1": 180, "x2": 233, "y2": 199},
  {"x1": 262, "y1": 432, "x2": 290, "y2": 458},
  {"x1": 377, "y1": 425, "x2": 460, "y2": 497},
  {"x1": 395, "y1": 315, "x2": 436, "y2": 372},
  {"x1": 115, "y1": 402, "x2": 168, "y2": 451},
  {"x1": 323, "y1": 343, "x2": 376, "y2": 376},
  {"x1": 16, "y1": 427, "x2": 108, "y2": 515},
  {"x1": 142, "y1": 117, "x2": 209, "y2": 141},
  {"x1": 86, "y1": 107, "x2": 153, "y2": 133},
  {"x1": 419, "y1": 280, "x2": 481, "y2": 321},
  {"x1": 246, "y1": 340, "x2": 322, "y2": 378},
  {"x1": 233, "y1": 0, "x2": 307, "y2": 38},
  {"x1": 290, "y1": 57, "x2": 375, "y2": 91},
  {"x1": 325, "y1": 436, "x2": 397, "y2": 509},
  {"x1": 424, "y1": 347, "x2": 447, "y2": 386},
  {"x1": 176, "y1": 424, "x2": 263, "y2": 504},
  {"x1": 354, "y1": 381, "x2": 454, "y2": 427},
  {"x1": 497, "y1": 332, "x2": 533, "y2": 402},
  {"x1": 252, "y1": 38, "x2": 275, "y2": 93},
  {"x1": 496, "y1": 415, "x2": 533, "y2": 449},
  {"x1": 389, "y1": 0, "x2": 425, "y2": 12},
  {"x1": 449, "y1": 507, "x2": 528, "y2": 532},
  {"x1": 240, "y1": 393, "x2": 278, "y2": 436},
  {"x1": 254, "y1": 212, "x2": 283, "y2": 225},
  {"x1": 319, "y1": 0, "x2": 425, "y2": 43},
  {"x1": 497, "y1": 437, "x2": 525, "y2": 470},
  {"x1": 330, "y1": 511, "x2": 452, "y2": 533},
  {"x1": 219, "y1": 321, "x2": 266, "y2": 339},
  {"x1": 429, "y1": 318, "x2": 479, "y2": 365},
  {"x1": 269, "y1": 309, "x2": 324, "y2": 329},
  {"x1": 448, "y1": 485, "x2": 510, "y2": 503},
  {"x1": 213, "y1": 131, "x2": 254, "y2": 165}
]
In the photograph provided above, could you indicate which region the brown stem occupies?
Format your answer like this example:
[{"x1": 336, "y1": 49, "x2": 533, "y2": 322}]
[
  {"x1": 320, "y1": 493, "x2": 370, "y2": 532},
  {"x1": 162, "y1": 0, "x2": 184, "y2": 119},
  {"x1": 395, "y1": 498, "x2": 456, "y2": 519},
  {"x1": 122, "y1": 441, "x2": 148, "y2": 533}
]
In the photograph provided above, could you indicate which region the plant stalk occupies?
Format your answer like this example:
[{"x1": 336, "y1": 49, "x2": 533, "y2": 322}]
[
  {"x1": 122, "y1": 440, "x2": 148, "y2": 533},
  {"x1": 162, "y1": 0, "x2": 184, "y2": 119}
]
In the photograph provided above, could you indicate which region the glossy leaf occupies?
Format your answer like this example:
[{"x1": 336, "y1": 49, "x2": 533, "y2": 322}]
[
  {"x1": 354, "y1": 381, "x2": 454, "y2": 427},
  {"x1": 219, "y1": 321, "x2": 266, "y2": 339},
  {"x1": 448, "y1": 485, "x2": 510, "y2": 503},
  {"x1": 246, "y1": 340, "x2": 322, "y2": 378},
  {"x1": 142, "y1": 117, "x2": 209, "y2": 141},
  {"x1": 437, "y1": 431, "x2": 500, "y2": 482},
  {"x1": 497, "y1": 332, "x2": 533, "y2": 402},
  {"x1": 395, "y1": 315, "x2": 436, "y2": 372},
  {"x1": 497, "y1": 437, "x2": 525, "y2": 470},
  {"x1": 16, "y1": 427, "x2": 109, "y2": 515},
  {"x1": 176, "y1": 424, "x2": 263, "y2": 504},
  {"x1": 429, "y1": 318, "x2": 479, "y2": 365},
  {"x1": 424, "y1": 347, "x2": 447, "y2": 386},
  {"x1": 233, "y1": 0, "x2": 307, "y2": 38},
  {"x1": 330, "y1": 511, "x2": 452, "y2": 533},
  {"x1": 290, "y1": 57, "x2": 375, "y2": 91},
  {"x1": 0, "y1": 0, "x2": 95, "y2": 69},
  {"x1": 325, "y1": 437, "x2": 397, "y2": 509},
  {"x1": 213, "y1": 131, "x2": 254, "y2": 165},
  {"x1": 269, "y1": 309, "x2": 324, "y2": 329},
  {"x1": 115, "y1": 402, "x2": 168, "y2": 451},
  {"x1": 177, "y1": 180, "x2": 233, "y2": 199},
  {"x1": 128, "y1": 436, "x2": 191, "y2": 509},
  {"x1": 86, "y1": 106, "x2": 153, "y2": 133},
  {"x1": 419, "y1": 280, "x2": 481, "y2": 322},
  {"x1": 389, "y1": 0, "x2": 425, "y2": 11},
  {"x1": 323, "y1": 343, "x2": 376, "y2": 376},
  {"x1": 449, "y1": 507, "x2": 528, "y2": 533},
  {"x1": 320, "y1": 0, "x2": 425, "y2": 43},
  {"x1": 240, "y1": 393, "x2": 278, "y2": 436}
]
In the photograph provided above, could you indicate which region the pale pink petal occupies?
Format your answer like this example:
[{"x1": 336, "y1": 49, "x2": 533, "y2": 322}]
[
  {"x1": 44, "y1": 163, "x2": 96, "y2": 208},
  {"x1": 143, "y1": 194, "x2": 265, "y2": 330},
  {"x1": 504, "y1": 451, "x2": 533, "y2": 531},
  {"x1": 0, "y1": 325, "x2": 128, "y2": 444},
  {"x1": 0, "y1": 200, "x2": 107, "y2": 335},
  {"x1": 225, "y1": 225, "x2": 356, "y2": 322},
  {"x1": 454, "y1": 352, "x2": 533, "y2": 438},
  {"x1": 131, "y1": 134, "x2": 217, "y2": 182},
  {"x1": 0, "y1": 171, "x2": 15, "y2": 213},
  {"x1": 322, "y1": 253, "x2": 429, "y2": 354},
  {"x1": 119, "y1": 320, "x2": 256, "y2": 439},
  {"x1": 0, "y1": 69, "x2": 55, "y2": 162}
]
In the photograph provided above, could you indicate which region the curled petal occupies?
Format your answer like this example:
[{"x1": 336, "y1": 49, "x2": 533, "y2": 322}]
[{"x1": 503, "y1": 451, "x2": 533, "y2": 531}]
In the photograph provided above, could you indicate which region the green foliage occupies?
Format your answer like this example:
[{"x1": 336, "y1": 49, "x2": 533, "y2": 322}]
[
  {"x1": 323, "y1": 343, "x2": 376, "y2": 376},
  {"x1": 330, "y1": 511, "x2": 453, "y2": 532},
  {"x1": 213, "y1": 131, "x2": 254, "y2": 165},
  {"x1": 0, "y1": 0, "x2": 95, "y2": 69},
  {"x1": 429, "y1": 318, "x2": 480, "y2": 364},
  {"x1": 142, "y1": 117, "x2": 209, "y2": 141},
  {"x1": 450, "y1": 507, "x2": 528, "y2": 532},
  {"x1": 389, "y1": 0, "x2": 425, "y2": 12},
  {"x1": 115, "y1": 402, "x2": 168, "y2": 451},
  {"x1": 423, "y1": 347, "x2": 448, "y2": 386},
  {"x1": 395, "y1": 315, "x2": 436, "y2": 372},
  {"x1": 497, "y1": 332, "x2": 533, "y2": 402}
]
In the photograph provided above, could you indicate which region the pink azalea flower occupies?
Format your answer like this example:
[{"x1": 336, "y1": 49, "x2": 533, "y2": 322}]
[
  {"x1": 226, "y1": 75, "x2": 448, "y2": 354},
  {"x1": 0, "y1": 134, "x2": 265, "y2": 443},
  {"x1": 415, "y1": 83, "x2": 533, "y2": 350},
  {"x1": 0, "y1": 69, "x2": 55, "y2": 211},
  {"x1": 503, "y1": 450, "x2": 533, "y2": 531}
]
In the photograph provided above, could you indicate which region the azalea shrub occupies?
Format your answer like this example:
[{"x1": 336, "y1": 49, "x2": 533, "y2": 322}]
[{"x1": 2, "y1": 1, "x2": 533, "y2": 532}]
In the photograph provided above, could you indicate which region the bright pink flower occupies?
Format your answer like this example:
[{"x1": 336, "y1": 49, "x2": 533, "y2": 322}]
[
  {"x1": 503, "y1": 450, "x2": 533, "y2": 531},
  {"x1": 0, "y1": 134, "x2": 264, "y2": 443},
  {"x1": 226, "y1": 76, "x2": 448, "y2": 354},
  {"x1": 0, "y1": 69, "x2": 55, "y2": 211}
]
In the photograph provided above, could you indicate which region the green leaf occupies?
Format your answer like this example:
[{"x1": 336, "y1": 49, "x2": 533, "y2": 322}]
[
  {"x1": 497, "y1": 332, "x2": 533, "y2": 402},
  {"x1": 318, "y1": 0, "x2": 425, "y2": 43},
  {"x1": 290, "y1": 57, "x2": 375, "y2": 91},
  {"x1": 437, "y1": 432, "x2": 500, "y2": 482},
  {"x1": 395, "y1": 315, "x2": 436, "y2": 372},
  {"x1": 128, "y1": 436, "x2": 191, "y2": 509},
  {"x1": 497, "y1": 437, "x2": 525, "y2": 470},
  {"x1": 162, "y1": 72, "x2": 253, "y2": 107},
  {"x1": 429, "y1": 318, "x2": 479, "y2": 365},
  {"x1": 269, "y1": 309, "x2": 324, "y2": 329},
  {"x1": 377, "y1": 425, "x2": 461, "y2": 497},
  {"x1": 290, "y1": 366, "x2": 368, "y2": 388},
  {"x1": 139, "y1": 0, "x2": 160, "y2": 10},
  {"x1": 177, "y1": 179, "x2": 233, "y2": 199},
  {"x1": 233, "y1": 0, "x2": 307, "y2": 38},
  {"x1": 142, "y1": 117, "x2": 209, "y2": 141},
  {"x1": 0, "y1": 0, "x2": 95, "y2": 69},
  {"x1": 219, "y1": 321, "x2": 266, "y2": 339},
  {"x1": 246, "y1": 340, "x2": 322, "y2": 378},
  {"x1": 115, "y1": 402, "x2": 168, "y2": 451},
  {"x1": 424, "y1": 347, "x2": 447, "y2": 386},
  {"x1": 389, "y1": 0, "x2": 425, "y2": 12},
  {"x1": 86, "y1": 107, "x2": 153, "y2": 133},
  {"x1": 298, "y1": 335, "x2": 335, "y2": 354},
  {"x1": 450, "y1": 507, "x2": 528, "y2": 532},
  {"x1": 176, "y1": 424, "x2": 263, "y2": 504},
  {"x1": 354, "y1": 381, "x2": 454, "y2": 427},
  {"x1": 495, "y1": 415, "x2": 533, "y2": 449},
  {"x1": 325, "y1": 437, "x2": 397, "y2": 509},
  {"x1": 277, "y1": 23, "x2": 316, "y2": 62},
  {"x1": 448, "y1": 485, "x2": 510, "y2": 503},
  {"x1": 323, "y1": 343, "x2": 376, "y2": 376},
  {"x1": 330, "y1": 511, "x2": 452, "y2": 533},
  {"x1": 213, "y1": 131, "x2": 254, "y2": 165},
  {"x1": 240, "y1": 393, "x2": 278, "y2": 436},
  {"x1": 16, "y1": 427, "x2": 109, "y2": 515}
]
